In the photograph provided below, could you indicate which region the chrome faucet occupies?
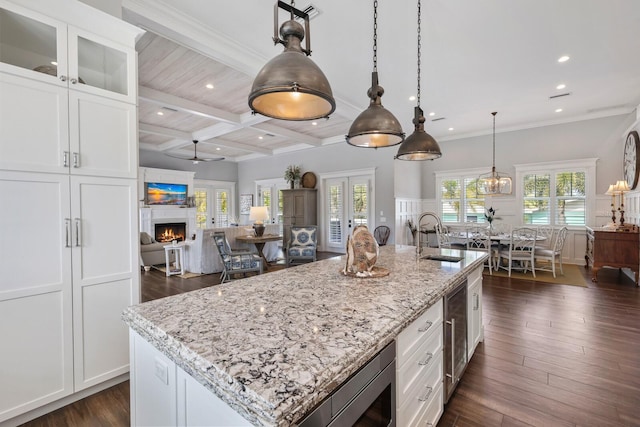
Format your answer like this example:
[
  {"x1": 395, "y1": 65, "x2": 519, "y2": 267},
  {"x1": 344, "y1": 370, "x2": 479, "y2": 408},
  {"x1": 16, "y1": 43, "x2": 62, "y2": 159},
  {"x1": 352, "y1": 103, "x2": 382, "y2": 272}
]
[{"x1": 416, "y1": 211, "x2": 442, "y2": 256}]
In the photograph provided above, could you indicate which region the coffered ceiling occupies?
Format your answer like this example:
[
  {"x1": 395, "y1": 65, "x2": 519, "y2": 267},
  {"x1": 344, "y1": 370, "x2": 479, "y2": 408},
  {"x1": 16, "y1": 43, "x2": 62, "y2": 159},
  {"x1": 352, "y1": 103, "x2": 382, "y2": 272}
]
[{"x1": 124, "y1": 0, "x2": 640, "y2": 163}]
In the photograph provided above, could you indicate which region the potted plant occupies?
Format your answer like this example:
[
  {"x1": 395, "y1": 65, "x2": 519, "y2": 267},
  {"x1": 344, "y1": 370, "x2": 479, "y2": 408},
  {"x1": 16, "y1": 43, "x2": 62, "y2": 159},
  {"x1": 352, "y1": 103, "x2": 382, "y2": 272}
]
[{"x1": 284, "y1": 165, "x2": 302, "y2": 189}]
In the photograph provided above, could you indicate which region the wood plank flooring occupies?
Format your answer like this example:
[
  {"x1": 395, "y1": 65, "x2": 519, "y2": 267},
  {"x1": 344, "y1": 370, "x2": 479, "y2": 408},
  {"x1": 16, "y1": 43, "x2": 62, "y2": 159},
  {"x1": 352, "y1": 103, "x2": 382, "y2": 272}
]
[{"x1": 19, "y1": 260, "x2": 640, "y2": 427}]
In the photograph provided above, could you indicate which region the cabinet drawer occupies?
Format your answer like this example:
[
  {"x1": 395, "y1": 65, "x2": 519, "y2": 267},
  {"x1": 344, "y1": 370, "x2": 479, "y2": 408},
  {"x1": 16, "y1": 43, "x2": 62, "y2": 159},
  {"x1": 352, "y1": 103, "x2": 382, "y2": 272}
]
[
  {"x1": 467, "y1": 266, "x2": 482, "y2": 286},
  {"x1": 397, "y1": 353, "x2": 443, "y2": 427},
  {"x1": 415, "y1": 382, "x2": 444, "y2": 427},
  {"x1": 397, "y1": 300, "x2": 442, "y2": 367},
  {"x1": 397, "y1": 327, "x2": 442, "y2": 401}
]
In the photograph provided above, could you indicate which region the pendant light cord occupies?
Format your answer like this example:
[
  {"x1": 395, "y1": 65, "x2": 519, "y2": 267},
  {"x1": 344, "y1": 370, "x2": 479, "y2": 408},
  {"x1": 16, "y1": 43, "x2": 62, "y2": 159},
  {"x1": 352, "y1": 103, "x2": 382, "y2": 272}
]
[
  {"x1": 492, "y1": 112, "x2": 497, "y2": 169},
  {"x1": 373, "y1": 0, "x2": 378, "y2": 72},
  {"x1": 417, "y1": 0, "x2": 422, "y2": 107}
]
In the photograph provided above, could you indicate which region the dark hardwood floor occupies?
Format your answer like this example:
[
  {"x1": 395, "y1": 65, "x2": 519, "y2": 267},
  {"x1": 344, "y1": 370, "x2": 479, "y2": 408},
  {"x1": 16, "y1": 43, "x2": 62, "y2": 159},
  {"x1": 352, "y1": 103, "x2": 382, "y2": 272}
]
[{"x1": 19, "y1": 258, "x2": 640, "y2": 427}]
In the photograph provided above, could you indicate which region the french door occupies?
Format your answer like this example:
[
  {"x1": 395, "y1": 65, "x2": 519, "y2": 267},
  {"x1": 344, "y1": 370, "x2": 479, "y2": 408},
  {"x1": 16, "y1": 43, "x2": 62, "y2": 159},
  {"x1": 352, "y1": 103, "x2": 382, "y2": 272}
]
[
  {"x1": 194, "y1": 184, "x2": 233, "y2": 228},
  {"x1": 325, "y1": 175, "x2": 372, "y2": 253}
]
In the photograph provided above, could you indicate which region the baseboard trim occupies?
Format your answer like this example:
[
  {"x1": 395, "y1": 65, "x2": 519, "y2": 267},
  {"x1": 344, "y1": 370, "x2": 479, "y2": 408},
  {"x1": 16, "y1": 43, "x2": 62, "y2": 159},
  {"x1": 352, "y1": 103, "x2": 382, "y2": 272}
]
[{"x1": 0, "y1": 374, "x2": 129, "y2": 427}]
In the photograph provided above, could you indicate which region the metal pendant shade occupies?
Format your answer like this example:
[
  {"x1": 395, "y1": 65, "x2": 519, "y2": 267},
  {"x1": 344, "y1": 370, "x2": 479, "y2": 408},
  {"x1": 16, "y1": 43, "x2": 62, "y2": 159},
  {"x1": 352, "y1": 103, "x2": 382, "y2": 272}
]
[
  {"x1": 248, "y1": 2, "x2": 335, "y2": 121},
  {"x1": 165, "y1": 140, "x2": 225, "y2": 164},
  {"x1": 395, "y1": 0, "x2": 441, "y2": 161},
  {"x1": 477, "y1": 112, "x2": 512, "y2": 195},
  {"x1": 346, "y1": 1, "x2": 404, "y2": 148},
  {"x1": 395, "y1": 107, "x2": 441, "y2": 160}
]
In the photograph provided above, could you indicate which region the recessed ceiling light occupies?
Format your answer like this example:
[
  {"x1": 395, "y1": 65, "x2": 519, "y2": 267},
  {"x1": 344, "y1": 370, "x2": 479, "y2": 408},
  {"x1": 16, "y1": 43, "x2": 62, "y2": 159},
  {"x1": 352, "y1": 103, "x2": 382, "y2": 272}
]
[
  {"x1": 205, "y1": 83, "x2": 214, "y2": 89},
  {"x1": 258, "y1": 136, "x2": 264, "y2": 140},
  {"x1": 409, "y1": 95, "x2": 416, "y2": 101},
  {"x1": 448, "y1": 127, "x2": 454, "y2": 131},
  {"x1": 555, "y1": 108, "x2": 563, "y2": 113},
  {"x1": 556, "y1": 83, "x2": 566, "y2": 90},
  {"x1": 557, "y1": 55, "x2": 570, "y2": 63},
  {"x1": 156, "y1": 111, "x2": 164, "y2": 116},
  {"x1": 311, "y1": 121, "x2": 318, "y2": 126},
  {"x1": 216, "y1": 147, "x2": 221, "y2": 151},
  {"x1": 51, "y1": 61, "x2": 58, "y2": 66},
  {"x1": 429, "y1": 112, "x2": 435, "y2": 117}
]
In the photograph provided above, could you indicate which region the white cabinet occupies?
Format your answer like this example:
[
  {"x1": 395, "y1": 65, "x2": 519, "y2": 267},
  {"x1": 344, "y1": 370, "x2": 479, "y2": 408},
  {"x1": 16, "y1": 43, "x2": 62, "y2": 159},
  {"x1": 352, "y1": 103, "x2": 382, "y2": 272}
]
[
  {"x1": 0, "y1": 0, "x2": 137, "y2": 103},
  {"x1": 467, "y1": 267, "x2": 483, "y2": 359},
  {"x1": 0, "y1": 0, "x2": 142, "y2": 423},
  {"x1": 396, "y1": 300, "x2": 444, "y2": 427},
  {"x1": 0, "y1": 0, "x2": 139, "y2": 178},
  {"x1": 0, "y1": 172, "x2": 139, "y2": 420},
  {"x1": 130, "y1": 331, "x2": 252, "y2": 427}
]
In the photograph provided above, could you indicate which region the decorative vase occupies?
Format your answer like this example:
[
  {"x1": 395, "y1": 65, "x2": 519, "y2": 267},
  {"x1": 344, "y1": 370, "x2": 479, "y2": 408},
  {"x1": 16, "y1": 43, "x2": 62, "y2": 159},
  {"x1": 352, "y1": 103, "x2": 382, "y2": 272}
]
[{"x1": 289, "y1": 181, "x2": 294, "y2": 189}]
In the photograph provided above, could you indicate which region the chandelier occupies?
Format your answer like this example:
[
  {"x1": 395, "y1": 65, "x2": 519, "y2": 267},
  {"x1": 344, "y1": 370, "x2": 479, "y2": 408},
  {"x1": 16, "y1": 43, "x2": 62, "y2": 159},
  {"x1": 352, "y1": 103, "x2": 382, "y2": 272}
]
[{"x1": 477, "y1": 112, "x2": 512, "y2": 195}]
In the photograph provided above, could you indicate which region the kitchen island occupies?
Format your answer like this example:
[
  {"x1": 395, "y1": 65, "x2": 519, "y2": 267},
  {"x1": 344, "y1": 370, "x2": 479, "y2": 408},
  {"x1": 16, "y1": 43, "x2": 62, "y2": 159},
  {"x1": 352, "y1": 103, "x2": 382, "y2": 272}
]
[{"x1": 123, "y1": 245, "x2": 486, "y2": 426}]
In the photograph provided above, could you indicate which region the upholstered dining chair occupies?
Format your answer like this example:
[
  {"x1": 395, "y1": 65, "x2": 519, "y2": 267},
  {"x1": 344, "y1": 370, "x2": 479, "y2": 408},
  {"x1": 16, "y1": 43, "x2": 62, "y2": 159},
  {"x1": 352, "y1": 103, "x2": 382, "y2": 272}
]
[
  {"x1": 373, "y1": 225, "x2": 391, "y2": 246},
  {"x1": 286, "y1": 226, "x2": 317, "y2": 267},
  {"x1": 535, "y1": 226, "x2": 568, "y2": 277},
  {"x1": 497, "y1": 227, "x2": 538, "y2": 277},
  {"x1": 213, "y1": 231, "x2": 263, "y2": 283}
]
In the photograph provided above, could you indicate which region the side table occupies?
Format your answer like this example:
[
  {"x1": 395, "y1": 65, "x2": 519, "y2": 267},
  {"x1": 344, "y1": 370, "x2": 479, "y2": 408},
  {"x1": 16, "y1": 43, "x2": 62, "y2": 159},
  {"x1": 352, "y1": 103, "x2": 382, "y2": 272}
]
[{"x1": 164, "y1": 242, "x2": 185, "y2": 277}]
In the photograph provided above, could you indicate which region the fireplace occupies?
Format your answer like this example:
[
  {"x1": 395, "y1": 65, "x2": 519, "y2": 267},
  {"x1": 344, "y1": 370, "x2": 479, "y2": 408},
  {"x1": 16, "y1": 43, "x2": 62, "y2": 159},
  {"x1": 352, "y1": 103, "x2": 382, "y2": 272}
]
[{"x1": 155, "y1": 222, "x2": 186, "y2": 243}]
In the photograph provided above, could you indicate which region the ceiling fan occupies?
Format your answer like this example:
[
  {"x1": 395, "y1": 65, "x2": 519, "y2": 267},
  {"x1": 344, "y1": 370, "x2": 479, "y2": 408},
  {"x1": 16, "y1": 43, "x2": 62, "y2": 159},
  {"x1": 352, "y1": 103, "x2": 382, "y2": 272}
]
[{"x1": 165, "y1": 140, "x2": 225, "y2": 164}]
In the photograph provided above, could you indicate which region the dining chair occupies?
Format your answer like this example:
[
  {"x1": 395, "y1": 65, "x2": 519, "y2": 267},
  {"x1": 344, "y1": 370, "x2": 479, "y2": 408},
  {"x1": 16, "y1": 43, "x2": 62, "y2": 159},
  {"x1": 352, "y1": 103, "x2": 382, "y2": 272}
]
[
  {"x1": 213, "y1": 231, "x2": 263, "y2": 283},
  {"x1": 466, "y1": 231, "x2": 493, "y2": 275},
  {"x1": 536, "y1": 226, "x2": 555, "y2": 249},
  {"x1": 435, "y1": 223, "x2": 452, "y2": 249},
  {"x1": 534, "y1": 226, "x2": 568, "y2": 277},
  {"x1": 373, "y1": 225, "x2": 391, "y2": 246},
  {"x1": 286, "y1": 226, "x2": 317, "y2": 266},
  {"x1": 497, "y1": 227, "x2": 538, "y2": 277}
]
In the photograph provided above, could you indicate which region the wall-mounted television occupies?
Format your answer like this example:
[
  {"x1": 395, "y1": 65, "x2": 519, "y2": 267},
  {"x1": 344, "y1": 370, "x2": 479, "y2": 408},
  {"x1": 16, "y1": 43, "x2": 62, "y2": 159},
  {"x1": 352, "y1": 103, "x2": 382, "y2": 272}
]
[{"x1": 145, "y1": 182, "x2": 188, "y2": 206}]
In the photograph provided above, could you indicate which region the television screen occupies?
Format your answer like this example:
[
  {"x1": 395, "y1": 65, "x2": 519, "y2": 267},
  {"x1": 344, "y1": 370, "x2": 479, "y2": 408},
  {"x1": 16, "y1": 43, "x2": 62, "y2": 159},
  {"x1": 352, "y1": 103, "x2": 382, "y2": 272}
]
[{"x1": 145, "y1": 182, "x2": 188, "y2": 205}]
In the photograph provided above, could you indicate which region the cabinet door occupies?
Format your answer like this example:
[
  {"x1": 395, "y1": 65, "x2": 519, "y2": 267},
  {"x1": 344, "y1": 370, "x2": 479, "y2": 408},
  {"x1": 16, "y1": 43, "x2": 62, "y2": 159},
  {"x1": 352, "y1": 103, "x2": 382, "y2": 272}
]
[
  {"x1": 0, "y1": 73, "x2": 69, "y2": 173},
  {"x1": 0, "y1": 172, "x2": 73, "y2": 422},
  {"x1": 467, "y1": 274, "x2": 483, "y2": 359},
  {"x1": 0, "y1": 2, "x2": 68, "y2": 86},
  {"x1": 68, "y1": 26, "x2": 136, "y2": 104},
  {"x1": 71, "y1": 176, "x2": 139, "y2": 390},
  {"x1": 69, "y1": 91, "x2": 137, "y2": 178}
]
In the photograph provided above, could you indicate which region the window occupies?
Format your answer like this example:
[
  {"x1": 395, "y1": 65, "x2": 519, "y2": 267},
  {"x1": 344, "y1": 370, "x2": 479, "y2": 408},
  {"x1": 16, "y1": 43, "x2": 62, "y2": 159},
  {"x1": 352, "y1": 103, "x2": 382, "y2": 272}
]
[
  {"x1": 256, "y1": 178, "x2": 287, "y2": 225},
  {"x1": 516, "y1": 159, "x2": 596, "y2": 227},
  {"x1": 437, "y1": 170, "x2": 487, "y2": 223}
]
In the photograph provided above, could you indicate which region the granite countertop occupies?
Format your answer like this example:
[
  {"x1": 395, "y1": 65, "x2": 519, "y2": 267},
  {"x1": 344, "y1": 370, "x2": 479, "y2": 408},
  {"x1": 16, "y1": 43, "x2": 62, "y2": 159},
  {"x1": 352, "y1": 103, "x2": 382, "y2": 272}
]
[{"x1": 122, "y1": 245, "x2": 487, "y2": 426}]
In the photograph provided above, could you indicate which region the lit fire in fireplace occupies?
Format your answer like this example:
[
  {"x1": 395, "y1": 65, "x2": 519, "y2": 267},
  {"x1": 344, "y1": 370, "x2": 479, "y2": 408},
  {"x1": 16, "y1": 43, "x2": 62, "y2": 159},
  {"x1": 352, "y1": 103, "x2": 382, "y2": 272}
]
[{"x1": 154, "y1": 222, "x2": 186, "y2": 242}]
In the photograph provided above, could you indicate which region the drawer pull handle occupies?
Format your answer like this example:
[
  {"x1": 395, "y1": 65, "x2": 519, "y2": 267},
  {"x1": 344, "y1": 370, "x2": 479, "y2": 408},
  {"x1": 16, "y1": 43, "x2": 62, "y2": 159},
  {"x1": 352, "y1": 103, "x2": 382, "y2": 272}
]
[
  {"x1": 418, "y1": 320, "x2": 433, "y2": 333},
  {"x1": 418, "y1": 386, "x2": 433, "y2": 402},
  {"x1": 418, "y1": 352, "x2": 433, "y2": 366}
]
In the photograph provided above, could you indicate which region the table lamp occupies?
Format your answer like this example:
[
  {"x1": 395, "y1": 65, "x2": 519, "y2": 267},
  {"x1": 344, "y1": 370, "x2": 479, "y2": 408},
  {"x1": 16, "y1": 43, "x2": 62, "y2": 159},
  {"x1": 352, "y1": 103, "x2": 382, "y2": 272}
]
[
  {"x1": 249, "y1": 206, "x2": 269, "y2": 237},
  {"x1": 614, "y1": 180, "x2": 631, "y2": 227}
]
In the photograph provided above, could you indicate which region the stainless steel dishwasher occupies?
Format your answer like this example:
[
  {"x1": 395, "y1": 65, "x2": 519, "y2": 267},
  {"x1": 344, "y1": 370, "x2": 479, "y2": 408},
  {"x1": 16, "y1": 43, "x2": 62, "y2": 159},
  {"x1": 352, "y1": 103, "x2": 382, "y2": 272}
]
[{"x1": 444, "y1": 280, "x2": 468, "y2": 403}]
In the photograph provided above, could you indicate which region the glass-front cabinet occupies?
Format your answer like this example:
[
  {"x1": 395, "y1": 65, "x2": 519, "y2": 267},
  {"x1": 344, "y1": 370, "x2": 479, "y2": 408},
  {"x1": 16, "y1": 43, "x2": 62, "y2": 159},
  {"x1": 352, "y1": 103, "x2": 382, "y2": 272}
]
[{"x1": 0, "y1": 2, "x2": 135, "y2": 103}]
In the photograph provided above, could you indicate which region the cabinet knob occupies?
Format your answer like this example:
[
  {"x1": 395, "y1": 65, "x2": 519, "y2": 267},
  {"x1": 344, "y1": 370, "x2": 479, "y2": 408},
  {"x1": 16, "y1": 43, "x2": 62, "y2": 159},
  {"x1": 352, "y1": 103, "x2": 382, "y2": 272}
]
[
  {"x1": 70, "y1": 78, "x2": 78, "y2": 84},
  {"x1": 60, "y1": 75, "x2": 67, "y2": 82}
]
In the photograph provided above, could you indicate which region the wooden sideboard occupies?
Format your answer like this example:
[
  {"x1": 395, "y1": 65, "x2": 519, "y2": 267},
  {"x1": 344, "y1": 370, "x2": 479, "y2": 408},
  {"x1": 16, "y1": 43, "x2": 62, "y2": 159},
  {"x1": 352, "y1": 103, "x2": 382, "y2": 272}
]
[{"x1": 585, "y1": 226, "x2": 639, "y2": 284}]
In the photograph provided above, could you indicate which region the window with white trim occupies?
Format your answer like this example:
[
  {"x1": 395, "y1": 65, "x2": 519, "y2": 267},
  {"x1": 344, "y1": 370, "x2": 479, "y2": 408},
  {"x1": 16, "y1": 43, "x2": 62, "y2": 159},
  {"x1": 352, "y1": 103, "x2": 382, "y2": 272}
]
[
  {"x1": 436, "y1": 169, "x2": 487, "y2": 223},
  {"x1": 516, "y1": 159, "x2": 596, "y2": 226}
]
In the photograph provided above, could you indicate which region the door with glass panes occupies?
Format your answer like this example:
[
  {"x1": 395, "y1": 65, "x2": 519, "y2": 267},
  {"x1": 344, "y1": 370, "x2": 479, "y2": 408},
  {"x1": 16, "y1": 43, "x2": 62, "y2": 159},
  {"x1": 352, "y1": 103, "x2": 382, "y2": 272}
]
[
  {"x1": 325, "y1": 176, "x2": 371, "y2": 253},
  {"x1": 195, "y1": 186, "x2": 232, "y2": 229}
]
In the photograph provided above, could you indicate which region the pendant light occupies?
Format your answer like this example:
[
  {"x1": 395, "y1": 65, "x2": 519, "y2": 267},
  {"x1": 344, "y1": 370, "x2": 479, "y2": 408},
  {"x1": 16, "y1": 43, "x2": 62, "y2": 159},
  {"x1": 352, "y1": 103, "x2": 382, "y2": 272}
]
[
  {"x1": 165, "y1": 140, "x2": 225, "y2": 164},
  {"x1": 346, "y1": 0, "x2": 404, "y2": 148},
  {"x1": 248, "y1": 1, "x2": 335, "y2": 121},
  {"x1": 395, "y1": 0, "x2": 441, "y2": 161},
  {"x1": 477, "y1": 112, "x2": 512, "y2": 195}
]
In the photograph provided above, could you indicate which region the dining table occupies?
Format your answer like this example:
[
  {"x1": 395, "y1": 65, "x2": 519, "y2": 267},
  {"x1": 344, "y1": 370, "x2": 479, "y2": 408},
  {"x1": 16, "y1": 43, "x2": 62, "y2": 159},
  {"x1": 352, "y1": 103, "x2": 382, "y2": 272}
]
[{"x1": 235, "y1": 233, "x2": 283, "y2": 271}]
